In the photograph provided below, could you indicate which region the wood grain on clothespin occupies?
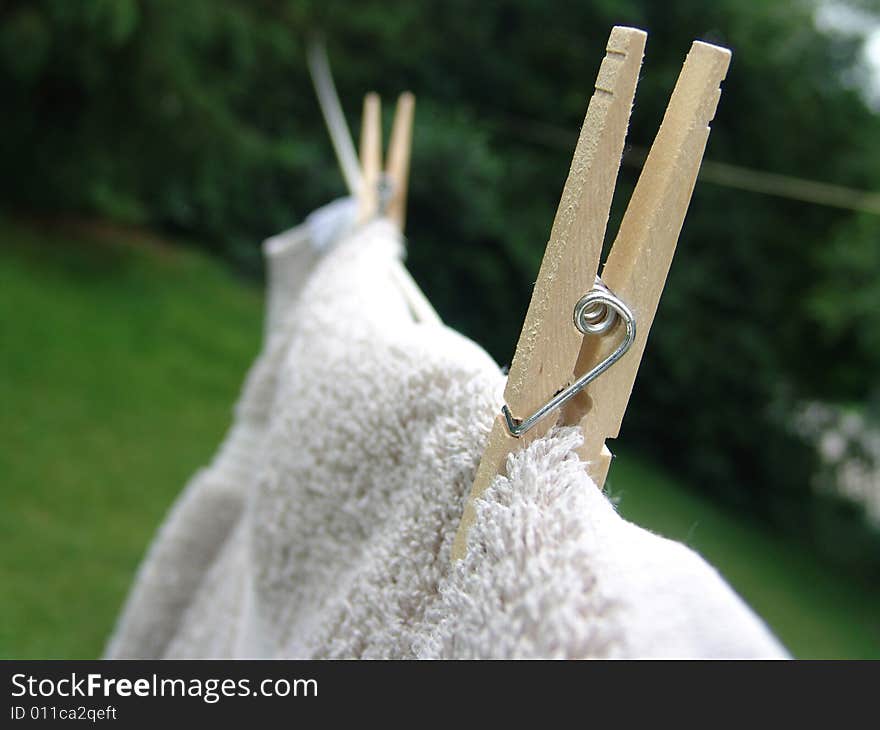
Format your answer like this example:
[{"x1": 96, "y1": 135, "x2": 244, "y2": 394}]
[
  {"x1": 385, "y1": 92, "x2": 415, "y2": 231},
  {"x1": 359, "y1": 92, "x2": 382, "y2": 223},
  {"x1": 452, "y1": 28, "x2": 731, "y2": 561}
]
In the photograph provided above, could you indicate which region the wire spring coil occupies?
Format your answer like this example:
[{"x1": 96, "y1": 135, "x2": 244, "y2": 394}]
[{"x1": 502, "y1": 276, "x2": 637, "y2": 437}]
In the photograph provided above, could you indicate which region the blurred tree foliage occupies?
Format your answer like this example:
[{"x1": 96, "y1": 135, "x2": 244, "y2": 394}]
[{"x1": 2, "y1": 0, "x2": 880, "y2": 571}]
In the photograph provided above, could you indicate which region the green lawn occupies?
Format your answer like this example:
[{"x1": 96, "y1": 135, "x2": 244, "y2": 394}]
[
  {"x1": 1, "y1": 218, "x2": 877, "y2": 658},
  {"x1": 0, "y1": 218, "x2": 262, "y2": 658}
]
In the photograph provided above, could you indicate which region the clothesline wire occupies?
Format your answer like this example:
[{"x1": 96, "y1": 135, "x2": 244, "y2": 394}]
[
  {"x1": 487, "y1": 114, "x2": 880, "y2": 216},
  {"x1": 305, "y1": 40, "x2": 880, "y2": 217},
  {"x1": 306, "y1": 39, "x2": 363, "y2": 197}
]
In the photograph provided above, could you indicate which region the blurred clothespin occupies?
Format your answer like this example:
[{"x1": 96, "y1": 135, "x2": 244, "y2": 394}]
[
  {"x1": 358, "y1": 89, "x2": 440, "y2": 324},
  {"x1": 358, "y1": 90, "x2": 416, "y2": 231},
  {"x1": 306, "y1": 39, "x2": 440, "y2": 324},
  {"x1": 452, "y1": 26, "x2": 731, "y2": 560}
]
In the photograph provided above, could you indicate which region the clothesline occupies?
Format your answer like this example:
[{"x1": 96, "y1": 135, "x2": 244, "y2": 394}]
[{"x1": 489, "y1": 114, "x2": 880, "y2": 215}]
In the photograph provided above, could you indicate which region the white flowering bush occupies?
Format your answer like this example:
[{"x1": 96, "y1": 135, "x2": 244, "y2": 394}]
[{"x1": 794, "y1": 402, "x2": 880, "y2": 527}]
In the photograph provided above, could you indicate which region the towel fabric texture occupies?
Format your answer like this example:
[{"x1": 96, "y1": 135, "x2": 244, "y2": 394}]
[
  {"x1": 104, "y1": 204, "x2": 342, "y2": 659},
  {"x1": 106, "y1": 218, "x2": 787, "y2": 659}
]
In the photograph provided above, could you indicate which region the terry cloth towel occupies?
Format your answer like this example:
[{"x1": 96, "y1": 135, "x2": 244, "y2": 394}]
[
  {"x1": 104, "y1": 200, "x2": 356, "y2": 659},
  {"x1": 111, "y1": 218, "x2": 787, "y2": 659}
]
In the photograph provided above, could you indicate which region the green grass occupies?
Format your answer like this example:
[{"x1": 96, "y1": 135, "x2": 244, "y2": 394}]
[
  {"x1": 0, "y1": 218, "x2": 262, "y2": 658},
  {"x1": 1, "y1": 218, "x2": 877, "y2": 658}
]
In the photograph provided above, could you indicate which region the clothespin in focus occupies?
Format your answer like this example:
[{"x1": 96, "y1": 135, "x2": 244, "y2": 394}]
[{"x1": 452, "y1": 27, "x2": 731, "y2": 560}]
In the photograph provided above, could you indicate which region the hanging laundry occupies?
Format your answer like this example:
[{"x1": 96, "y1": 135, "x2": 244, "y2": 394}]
[
  {"x1": 107, "y1": 28, "x2": 788, "y2": 660},
  {"x1": 109, "y1": 220, "x2": 786, "y2": 659},
  {"x1": 104, "y1": 199, "x2": 356, "y2": 659}
]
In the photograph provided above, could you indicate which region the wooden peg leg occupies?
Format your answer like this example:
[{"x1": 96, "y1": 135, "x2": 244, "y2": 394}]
[
  {"x1": 573, "y1": 42, "x2": 732, "y2": 485},
  {"x1": 385, "y1": 92, "x2": 415, "y2": 230},
  {"x1": 359, "y1": 92, "x2": 382, "y2": 223}
]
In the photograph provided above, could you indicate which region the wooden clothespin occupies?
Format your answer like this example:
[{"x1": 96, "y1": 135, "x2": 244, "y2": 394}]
[
  {"x1": 305, "y1": 41, "x2": 436, "y2": 321},
  {"x1": 452, "y1": 27, "x2": 731, "y2": 560},
  {"x1": 358, "y1": 91, "x2": 416, "y2": 231},
  {"x1": 358, "y1": 88, "x2": 440, "y2": 325}
]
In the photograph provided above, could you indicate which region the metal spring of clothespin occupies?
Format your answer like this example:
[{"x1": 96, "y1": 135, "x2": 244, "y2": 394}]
[
  {"x1": 502, "y1": 277, "x2": 636, "y2": 437},
  {"x1": 377, "y1": 173, "x2": 394, "y2": 217}
]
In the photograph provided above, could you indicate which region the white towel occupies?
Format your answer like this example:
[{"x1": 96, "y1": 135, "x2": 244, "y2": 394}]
[
  {"x1": 110, "y1": 219, "x2": 786, "y2": 659},
  {"x1": 104, "y1": 201, "x2": 353, "y2": 659}
]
